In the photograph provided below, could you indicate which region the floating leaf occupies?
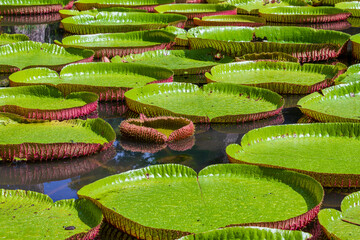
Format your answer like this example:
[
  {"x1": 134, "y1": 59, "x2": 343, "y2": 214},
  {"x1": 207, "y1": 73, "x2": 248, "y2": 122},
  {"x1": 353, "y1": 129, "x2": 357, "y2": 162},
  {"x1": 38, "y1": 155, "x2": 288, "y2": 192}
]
[
  {"x1": 0, "y1": 85, "x2": 98, "y2": 120},
  {"x1": 114, "y1": 48, "x2": 234, "y2": 75},
  {"x1": 335, "y1": 63, "x2": 360, "y2": 84},
  {"x1": 0, "y1": 0, "x2": 73, "y2": 15},
  {"x1": 61, "y1": 12, "x2": 187, "y2": 34},
  {"x1": 9, "y1": 63, "x2": 174, "y2": 101},
  {"x1": 236, "y1": 52, "x2": 298, "y2": 62},
  {"x1": 0, "y1": 13, "x2": 62, "y2": 26},
  {"x1": 124, "y1": 82, "x2": 284, "y2": 123},
  {"x1": 78, "y1": 164, "x2": 323, "y2": 239},
  {"x1": 0, "y1": 189, "x2": 102, "y2": 239},
  {"x1": 351, "y1": 33, "x2": 360, "y2": 60},
  {"x1": 205, "y1": 61, "x2": 342, "y2": 94},
  {"x1": 259, "y1": 6, "x2": 351, "y2": 23},
  {"x1": 162, "y1": 26, "x2": 188, "y2": 46},
  {"x1": 0, "y1": 33, "x2": 29, "y2": 46},
  {"x1": 336, "y1": 1, "x2": 360, "y2": 17},
  {"x1": 59, "y1": 7, "x2": 146, "y2": 18},
  {"x1": 55, "y1": 30, "x2": 176, "y2": 58},
  {"x1": 0, "y1": 41, "x2": 94, "y2": 73},
  {"x1": 193, "y1": 15, "x2": 265, "y2": 27},
  {"x1": 227, "y1": 123, "x2": 360, "y2": 187}
]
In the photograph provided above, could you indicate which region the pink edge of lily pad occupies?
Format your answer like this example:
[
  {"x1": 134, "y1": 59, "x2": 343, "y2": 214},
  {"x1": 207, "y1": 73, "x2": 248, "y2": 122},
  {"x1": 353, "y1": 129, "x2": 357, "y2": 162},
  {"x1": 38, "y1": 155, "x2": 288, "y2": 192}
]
[
  {"x1": 119, "y1": 116, "x2": 195, "y2": 144},
  {"x1": 261, "y1": 12, "x2": 351, "y2": 24},
  {"x1": 65, "y1": 221, "x2": 102, "y2": 240},
  {"x1": 0, "y1": 140, "x2": 114, "y2": 161},
  {"x1": 294, "y1": 43, "x2": 348, "y2": 63},
  {"x1": 0, "y1": 1, "x2": 74, "y2": 15}
]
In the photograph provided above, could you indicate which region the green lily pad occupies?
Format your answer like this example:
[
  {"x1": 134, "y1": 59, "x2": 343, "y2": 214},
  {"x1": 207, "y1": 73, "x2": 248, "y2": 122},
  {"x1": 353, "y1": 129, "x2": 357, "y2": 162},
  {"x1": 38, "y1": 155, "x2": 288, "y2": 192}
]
[
  {"x1": 236, "y1": 52, "x2": 299, "y2": 62},
  {"x1": 0, "y1": 113, "x2": 115, "y2": 161},
  {"x1": 350, "y1": 34, "x2": 360, "y2": 60},
  {"x1": 55, "y1": 30, "x2": 175, "y2": 58},
  {"x1": 259, "y1": 6, "x2": 351, "y2": 23},
  {"x1": 59, "y1": 7, "x2": 146, "y2": 18},
  {"x1": 162, "y1": 26, "x2": 188, "y2": 46},
  {"x1": 335, "y1": 1, "x2": 360, "y2": 16},
  {"x1": 227, "y1": 123, "x2": 360, "y2": 187},
  {"x1": 124, "y1": 82, "x2": 284, "y2": 123},
  {"x1": 154, "y1": 4, "x2": 237, "y2": 19},
  {"x1": 314, "y1": 0, "x2": 355, "y2": 6},
  {"x1": 113, "y1": 48, "x2": 234, "y2": 75},
  {"x1": 193, "y1": 15, "x2": 265, "y2": 27},
  {"x1": 9, "y1": 62, "x2": 174, "y2": 101},
  {"x1": 226, "y1": 0, "x2": 308, "y2": 15},
  {"x1": 74, "y1": 0, "x2": 174, "y2": 12},
  {"x1": 336, "y1": 63, "x2": 360, "y2": 84},
  {"x1": 0, "y1": 33, "x2": 29, "y2": 46},
  {"x1": 187, "y1": 26, "x2": 350, "y2": 63},
  {"x1": 0, "y1": 85, "x2": 99, "y2": 120},
  {"x1": 298, "y1": 82, "x2": 360, "y2": 122},
  {"x1": 0, "y1": 0, "x2": 72, "y2": 15},
  {"x1": 78, "y1": 164, "x2": 323, "y2": 239},
  {"x1": 0, "y1": 189, "x2": 102, "y2": 239},
  {"x1": 61, "y1": 12, "x2": 187, "y2": 34},
  {"x1": 205, "y1": 61, "x2": 342, "y2": 94},
  {"x1": 0, "y1": 41, "x2": 94, "y2": 73},
  {"x1": 177, "y1": 227, "x2": 312, "y2": 240},
  {"x1": 319, "y1": 191, "x2": 360, "y2": 239}
]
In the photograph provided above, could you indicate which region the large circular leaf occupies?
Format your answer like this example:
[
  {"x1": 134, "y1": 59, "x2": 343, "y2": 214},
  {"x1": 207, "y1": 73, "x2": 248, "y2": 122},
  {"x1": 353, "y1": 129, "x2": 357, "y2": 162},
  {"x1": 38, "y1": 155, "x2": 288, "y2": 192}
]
[
  {"x1": 0, "y1": 41, "x2": 94, "y2": 73},
  {"x1": 298, "y1": 82, "x2": 360, "y2": 122},
  {"x1": 227, "y1": 123, "x2": 360, "y2": 187},
  {"x1": 61, "y1": 12, "x2": 187, "y2": 34},
  {"x1": 319, "y1": 191, "x2": 360, "y2": 239},
  {"x1": 9, "y1": 62, "x2": 174, "y2": 101},
  {"x1": 336, "y1": 1, "x2": 360, "y2": 17},
  {"x1": 78, "y1": 164, "x2": 323, "y2": 239},
  {"x1": 205, "y1": 61, "x2": 343, "y2": 94},
  {"x1": 124, "y1": 82, "x2": 284, "y2": 123},
  {"x1": 0, "y1": 189, "x2": 102, "y2": 239},
  {"x1": 55, "y1": 30, "x2": 176, "y2": 58}
]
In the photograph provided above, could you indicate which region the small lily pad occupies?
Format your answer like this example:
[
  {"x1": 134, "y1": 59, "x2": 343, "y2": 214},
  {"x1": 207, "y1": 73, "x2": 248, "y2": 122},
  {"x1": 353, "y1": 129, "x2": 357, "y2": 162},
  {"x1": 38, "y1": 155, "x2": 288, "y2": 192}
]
[
  {"x1": 0, "y1": 189, "x2": 102, "y2": 239},
  {"x1": 0, "y1": 41, "x2": 94, "y2": 73}
]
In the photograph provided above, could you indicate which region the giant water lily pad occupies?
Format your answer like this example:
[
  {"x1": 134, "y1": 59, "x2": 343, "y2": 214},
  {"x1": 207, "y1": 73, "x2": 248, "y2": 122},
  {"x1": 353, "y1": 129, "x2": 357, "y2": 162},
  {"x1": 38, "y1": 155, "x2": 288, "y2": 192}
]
[
  {"x1": 55, "y1": 30, "x2": 175, "y2": 58},
  {"x1": 0, "y1": 0, "x2": 72, "y2": 15},
  {"x1": 319, "y1": 191, "x2": 360, "y2": 240},
  {"x1": 177, "y1": 227, "x2": 312, "y2": 240},
  {"x1": 193, "y1": 15, "x2": 265, "y2": 27},
  {"x1": 0, "y1": 114, "x2": 115, "y2": 161},
  {"x1": 350, "y1": 34, "x2": 360, "y2": 60},
  {"x1": 9, "y1": 62, "x2": 174, "y2": 101},
  {"x1": 113, "y1": 48, "x2": 234, "y2": 75},
  {"x1": 335, "y1": 63, "x2": 360, "y2": 84},
  {"x1": 59, "y1": 7, "x2": 146, "y2": 18},
  {"x1": 298, "y1": 82, "x2": 360, "y2": 122},
  {"x1": 75, "y1": 0, "x2": 174, "y2": 12},
  {"x1": 78, "y1": 164, "x2": 323, "y2": 239},
  {"x1": 162, "y1": 26, "x2": 188, "y2": 46},
  {"x1": 187, "y1": 26, "x2": 350, "y2": 62},
  {"x1": 0, "y1": 189, "x2": 102, "y2": 239},
  {"x1": 0, "y1": 13, "x2": 62, "y2": 26},
  {"x1": 124, "y1": 82, "x2": 284, "y2": 123},
  {"x1": 0, "y1": 41, "x2": 94, "y2": 73},
  {"x1": 0, "y1": 33, "x2": 29, "y2": 45},
  {"x1": 61, "y1": 12, "x2": 187, "y2": 34},
  {"x1": 205, "y1": 61, "x2": 343, "y2": 94},
  {"x1": 336, "y1": 1, "x2": 360, "y2": 17},
  {"x1": 259, "y1": 6, "x2": 351, "y2": 23},
  {"x1": 154, "y1": 4, "x2": 237, "y2": 19},
  {"x1": 227, "y1": 123, "x2": 360, "y2": 187},
  {"x1": 226, "y1": 0, "x2": 309, "y2": 15},
  {"x1": 0, "y1": 85, "x2": 99, "y2": 120}
]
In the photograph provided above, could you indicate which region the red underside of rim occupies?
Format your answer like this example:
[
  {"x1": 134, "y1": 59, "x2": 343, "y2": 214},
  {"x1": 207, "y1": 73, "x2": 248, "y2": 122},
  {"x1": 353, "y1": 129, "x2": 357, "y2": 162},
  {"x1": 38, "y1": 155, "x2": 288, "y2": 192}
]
[{"x1": 0, "y1": 1, "x2": 73, "y2": 15}]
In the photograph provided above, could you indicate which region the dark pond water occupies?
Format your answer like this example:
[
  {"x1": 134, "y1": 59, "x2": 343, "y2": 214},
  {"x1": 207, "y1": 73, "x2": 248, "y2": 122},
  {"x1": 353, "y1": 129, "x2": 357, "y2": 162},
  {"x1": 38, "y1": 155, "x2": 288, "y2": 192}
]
[{"x1": 1, "y1": 15, "x2": 360, "y2": 238}]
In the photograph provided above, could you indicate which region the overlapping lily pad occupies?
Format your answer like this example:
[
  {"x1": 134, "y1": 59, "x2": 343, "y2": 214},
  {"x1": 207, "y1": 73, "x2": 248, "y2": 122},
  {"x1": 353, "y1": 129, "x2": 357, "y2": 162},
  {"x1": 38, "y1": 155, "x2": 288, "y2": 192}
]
[
  {"x1": 0, "y1": 41, "x2": 94, "y2": 73},
  {"x1": 55, "y1": 30, "x2": 176, "y2": 58},
  {"x1": 335, "y1": 63, "x2": 360, "y2": 84},
  {"x1": 74, "y1": 0, "x2": 174, "y2": 12},
  {"x1": 124, "y1": 82, "x2": 284, "y2": 123},
  {"x1": 61, "y1": 12, "x2": 187, "y2": 34},
  {"x1": 259, "y1": 6, "x2": 351, "y2": 23},
  {"x1": 59, "y1": 7, "x2": 146, "y2": 18},
  {"x1": 9, "y1": 63, "x2": 174, "y2": 101},
  {"x1": 0, "y1": 189, "x2": 102, "y2": 239},
  {"x1": 336, "y1": 1, "x2": 360, "y2": 17},
  {"x1": 226, "y1": 0, "x2": 309, "y2": 15},
  {"x1": 319, "y1": 191, "x2": 360, "y2": 239},
  {"x1": 205, "y1": 61, "x2": 344, "y2": 94},
  {"x1": 154, "y1": 4, "x2": 237, "y2": 19},
  {"x1": 350, "y1": 34, "x2": 360, "y2": 60},
  {"x1": 193, "y1": 15, "x2": 265, "y2": 27},
  {"x1": 314, "y1": 0, "x2": 354, "y2": 6},
  {"x1": 298, "y1": 82, "x2": 360, "y2": 122},
  {"x1": 0, "y1": 85, "x2": 99, "y2": 120},
  {"x1": 78, "y1": 164, "x2": 323, "y2": 239},
  {"x1": 177, "y1": 227, "x2": 312, "y2": 240},
  {"x1": 0, "y1": 0, "x2": 73, "y2": 15},
  {"x1": 187, "y1": 26, "x2": 350, "y2": 62},
  {"x1": 113, "y1": 48, "x2": 234, "y2": 75},
  {"x1": 163, "y1": 26, "x2": 188, "y2": 46},
  {"x1": 236, "y1": 52, "x2": 299, "y2": 62},
  {"x1": 227, "y1": 123, "x2": 360, "y2": 187},
  {"x1": 0, "y1": 33, "x2": 29, "y2": 45}
]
